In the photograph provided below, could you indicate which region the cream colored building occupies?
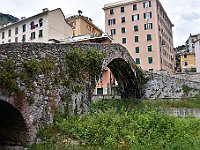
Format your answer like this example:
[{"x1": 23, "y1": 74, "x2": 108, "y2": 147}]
[
  {"x1": 103, "y1": 0, "x2": 175, "y2": 72},
  {"x1": 66, "y1": 13, "x2": 103, "y2": 37},
  {"x1": 194, "y1": 40, "x2": 200, "y2": 73},
  {"x1": 0, "y1": 8, "x2": 72, "y2": 44}
]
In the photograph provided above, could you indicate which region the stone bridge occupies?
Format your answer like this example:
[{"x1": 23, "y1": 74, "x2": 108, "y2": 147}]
[{"x1": 0, "y1": 43, "x2": 142, "y2": 146}]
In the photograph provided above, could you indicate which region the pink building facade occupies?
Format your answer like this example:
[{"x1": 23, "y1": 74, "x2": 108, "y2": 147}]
[{"x1": 103, "y1": 0, "x2": 175, "y2": 72}]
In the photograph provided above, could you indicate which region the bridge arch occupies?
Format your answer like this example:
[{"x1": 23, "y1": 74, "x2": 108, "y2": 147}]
[
  {"x1": 107, "y1": 58, "x2": 141, "y2": 99},
  {"x1": 0, "y1": 100, "x2": 28, "y2": 146}
]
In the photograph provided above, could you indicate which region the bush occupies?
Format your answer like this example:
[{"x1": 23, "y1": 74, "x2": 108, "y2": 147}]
[{"x1": 32, "y1": 99, "x2": 200, "y2": 150}]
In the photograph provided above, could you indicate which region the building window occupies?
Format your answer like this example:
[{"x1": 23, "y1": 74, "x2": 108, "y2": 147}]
[
  {"x1": 184, "y1": 61, "x2": 188, "y2": 66},
  {"x1": 149, "y1": 68, "x2": 153, "y2": 71},
  {"x1": 15, "y1": 37, "x2": 18, "y2": 43},
  {"x1": 22, "y1": 24, "x2": 26, "y2": 32},
  {"x1": 110, "y1": 9, "x2": 114, "y2": 15},
  {"x1": 148, "y1": 57, "x2": 153, "y2": 64},
  {"x1": 97, "y1": 88, "x2": 103, "y2": 95},
  {"x1": 15, "y1": 27, "x2": 18, "y2": 35},
  {"x1": 147, "y1": 34, "x2": 152, "y2": 41},
  {"x1": 2, "y1": 32, "x2": 5, "y2": 39},
  {"x1": 30, "y1": 21, "x2": 35, "y2": 29},
  {"x1": 143, "y1": 1, "x2": 151, "y2": 8},
  {"x1": 121, "y1": 6, "x2": 125, "y2": 13},
  {"x1": 134, "y1": 25, "x2": 139, "y2": 31},
  {"x1": 135, "y1": 36, "x2": 139, "y2": 42},
  {"x1": 132, "y1": 14, "x2": 139, "y2": 21},
  {"x1": 144, "y1": 12, "x2": 152, "y2": 20},
  {"x1": 108, "y1": 19, "x2": 116, "y2": 25},
  {"x1": 122, "y1": 38, "x2": 126, "y2": 44},
  {"x1": 39, "y1": 30, "x2": 43, "y2": 37},
  {"x1": 148, "y1": 45, "x2": 152, "y2": 52},
  {"x1": 184, "y1": 54, "x2": 187, "y2": 58},
  {"x1": 133, "y1": 4, "x2": 137, "y2": 10},
  {"x1": 22, "y1": 35, "x2": 26, "y2": 42},
  {"x1": 144, "y1": 23, "x2": 153, "y2": 30},
  {"x1": 39, "y1": 18, "x2": 43, "y2": 27},
  {"x1": 121, "y1": 17, "x2": 126, "y2": 23},
  {"x1": 136, "y1": 58, "x2": 140, "y2": 64},
  {"x1": 73, "y1": 30, "x2": 75, "y2": 36},
  {"x1": 31, "y1": 32, "x2": 35, "y2": 40},
  {"x1": 8, "y1": 29, "x2": 11, "y2": 37},
  {"x1": 121, "y1": 27, "x2": 126, "y2": 33},
  {"x1": 135, "y1": 47, "x2": 140, "y2": 53},
  {"x1": 111, "y1": 29, "x2": 116, "y2": 35},
  {"x1": 71, "y1": 21, "x2": 76, "y2": 28}
]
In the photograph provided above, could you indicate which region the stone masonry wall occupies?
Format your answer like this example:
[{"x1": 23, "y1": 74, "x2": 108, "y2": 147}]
[
  {"x1": 144, "y1": 72, "x2": 200, "y2": 99},
  {"x1": 0, "y1": 42, "x2": 136, "y2": 144}
]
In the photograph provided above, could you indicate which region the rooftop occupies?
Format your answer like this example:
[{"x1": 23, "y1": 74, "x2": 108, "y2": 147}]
[
  {"x1": 0, "y1": 8, "x2": 62, "y2": 30},
  {"x1": 103, "y1": 0, "x2": 143, "y2": 9}
]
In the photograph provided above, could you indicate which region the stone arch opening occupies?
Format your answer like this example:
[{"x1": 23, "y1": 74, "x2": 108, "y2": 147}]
[
  {"x1": 107, "y1": 58, "x2": 141, "y2": 99},
  {"x1": 0, "y1": 100, "x2": 28, "y2": 146}
]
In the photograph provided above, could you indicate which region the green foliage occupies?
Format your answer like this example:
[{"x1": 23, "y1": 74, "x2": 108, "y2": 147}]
[
  {"x1": 182, "y1": 84, "x2": 192, "y2": 96},
  {"x1": 135, "y1": 65, "x2": 149, "y2": 85},
  {"x1": 59, "y1": 48, "x2": 103, "y2": 95},
  {"x1": 64, "y1": 48, "x2": 103, "y2": 81},
  {"x1": 0, "y1": 58, "x2": 18, "y2": 92},
  {"x1": 190, "y1": 67, "x2": 197, "y2": 72},
  {"x1": 0, "y1": 56, "x2": 56, "y2": 105},
  {"x1": 40, "y1": 56, "x2": 56, "y2": 76},
  {"x1": 32, "y1": 99, "x2": 200, "y2": 150},
  {"x1": 24, "y1": 58, "x2": 41, "y2": 77},
  {"x1": 142, "y1": 98, "x2": 200, "y2": 108},
  {"x1": 0, "y1": 58, "x2": 25, "y2": 109}
]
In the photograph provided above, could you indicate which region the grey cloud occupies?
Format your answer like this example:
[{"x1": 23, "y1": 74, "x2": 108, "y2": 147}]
[{"x1": 181, "y1": 12, "x2": 200, "y2": 21}]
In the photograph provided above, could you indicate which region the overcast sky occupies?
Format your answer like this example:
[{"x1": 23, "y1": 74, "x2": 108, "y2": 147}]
[{"x1": 0, "y1": 0, "x2": 200, "y2": 47}]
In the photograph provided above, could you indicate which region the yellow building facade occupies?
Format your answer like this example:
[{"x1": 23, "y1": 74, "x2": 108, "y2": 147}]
[
  {"x1": 180, "y1": 53, "x2": 196, "y2": 72},
  {"x1": 66, "y1": 14, "x2": 103, "y2": 37}
]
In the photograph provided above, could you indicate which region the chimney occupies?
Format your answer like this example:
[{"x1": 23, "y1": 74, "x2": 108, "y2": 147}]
[
  {"x1": 21, "y1": 16, "x2": 26, "y2": 20},
  {"x1": 43, "y1": 8, "x2": 49, "y2": 12}
]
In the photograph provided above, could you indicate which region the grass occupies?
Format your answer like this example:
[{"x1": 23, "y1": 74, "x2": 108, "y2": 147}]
[
  {"x1": 31, "y1": 98, "x2": 200, "y2": 150},
  {"x1": 142, "y1": 98, "x2": 200, "y2": 108}
]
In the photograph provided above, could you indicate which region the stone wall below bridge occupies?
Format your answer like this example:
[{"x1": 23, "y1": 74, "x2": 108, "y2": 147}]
[{"x1": 143, "y1": 72, "x2": 200, "y2": 99}]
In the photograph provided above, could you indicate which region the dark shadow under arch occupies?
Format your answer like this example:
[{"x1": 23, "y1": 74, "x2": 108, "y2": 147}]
[
  {"x1": 108, "y1": 58, "x2": 142, "y2": 99},
  {"x1": 0, "y1": 100, "x2": 28, "y2": 146}
]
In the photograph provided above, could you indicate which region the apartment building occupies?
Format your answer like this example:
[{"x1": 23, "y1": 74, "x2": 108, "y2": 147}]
[
  {"x1": 179, "y1": 34, "x2": 198, "y2": 73},
  {"x1": 66, "y1": 12, "x2": 103, "y2": 37},
  {"x1": 0, "y1": 8, "x2": 72, "y2": 44},
  {"x1": 103, "y1": 0, "x2": 175, "y2": 72},
  {"x1": 180, "y1": 52, "x2": 196, "y2": 72}
]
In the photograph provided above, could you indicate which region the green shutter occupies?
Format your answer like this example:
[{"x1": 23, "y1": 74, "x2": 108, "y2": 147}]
[
  {"x1": 147, "y1": 34, "x2": 152, "y2": 41},
  {"x1": 121, "y1": 7, "x2": 124, "y2": 12},
  {"x1": 135, "y1": 47, "x2": 140, "y2": 53},
  {"x1": 121, "y1": 27, "x2": 126, "y2": 33},
  {"x1": 136, "y1": 58, "x2": 140, "y2": 64},
  {"x1": 97, "y1": 88, "x2": 103, "y2": 95},
  {"x1": 134, "y1": 25, "x2": 138, "y2": 31},
  {"x1": 148, "y1": 57, "x2": 153, "y2": 64},
  {"x1": 148, "y1": 45, "x2": 152, "y2": 52},
  {"x1": 122, "y1": 38, "x2": 126, "y2": 44},
  {"x1": 135, "y1": 36, "x2": 139, "y2": 42},
  {"x1": 133, "y1": 4, "x2": 137, "y2": 10}
]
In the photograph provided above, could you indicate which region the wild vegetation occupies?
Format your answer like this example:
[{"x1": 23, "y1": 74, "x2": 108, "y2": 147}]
[{"x1": 32, "y1": 98, "x2": 200, "y2": 150}]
